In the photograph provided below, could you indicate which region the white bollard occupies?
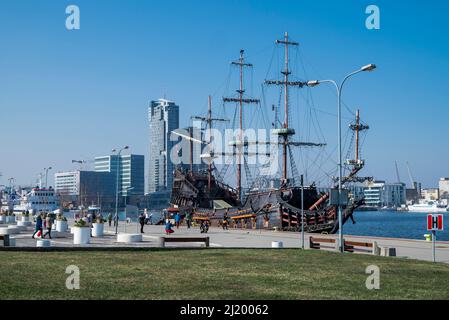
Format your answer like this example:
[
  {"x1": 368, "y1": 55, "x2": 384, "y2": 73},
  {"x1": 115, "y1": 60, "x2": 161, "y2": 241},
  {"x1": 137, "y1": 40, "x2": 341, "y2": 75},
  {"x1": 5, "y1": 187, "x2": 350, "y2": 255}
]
[
  {"x1": 156, "y1": 237, "x2": 165, "y2": 248},
  {"x1": 36, "y1": 239, "x2": 51, "y2": 248},
  {"x1": 372, "y1": 241, "x2": 380, "y2": 255},
  {"x1": 271, "y1": 241, "x2": 283, "y2": 248},
  {"x1": 117, "y1": 233, "x2": 142, "y2": 243}
]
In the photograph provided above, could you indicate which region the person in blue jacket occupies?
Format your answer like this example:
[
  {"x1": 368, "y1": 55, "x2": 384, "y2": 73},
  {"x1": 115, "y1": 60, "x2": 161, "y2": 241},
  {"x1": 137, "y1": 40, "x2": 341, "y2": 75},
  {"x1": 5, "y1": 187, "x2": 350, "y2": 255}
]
[
  {"x1": 32, "y1": 213, "x2": 44, "y2": 239},
  {"x1": 174, "y1": 212, "x2": 181, "y2": 229}
]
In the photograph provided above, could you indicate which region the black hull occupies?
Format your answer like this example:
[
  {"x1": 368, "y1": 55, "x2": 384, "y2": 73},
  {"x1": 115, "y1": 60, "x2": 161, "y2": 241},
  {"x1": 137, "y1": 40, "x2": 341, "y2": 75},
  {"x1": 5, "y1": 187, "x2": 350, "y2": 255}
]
[{"x1": 172, "y1": 171, "x2": 362, "y2": 234}]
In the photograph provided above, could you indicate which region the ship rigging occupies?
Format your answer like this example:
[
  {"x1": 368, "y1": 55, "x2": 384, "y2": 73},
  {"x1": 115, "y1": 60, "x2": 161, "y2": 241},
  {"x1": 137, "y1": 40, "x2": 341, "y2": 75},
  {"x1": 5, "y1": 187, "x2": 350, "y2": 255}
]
[{"x1": 170, "y1": 32, "x2": 372, "y2": 234}]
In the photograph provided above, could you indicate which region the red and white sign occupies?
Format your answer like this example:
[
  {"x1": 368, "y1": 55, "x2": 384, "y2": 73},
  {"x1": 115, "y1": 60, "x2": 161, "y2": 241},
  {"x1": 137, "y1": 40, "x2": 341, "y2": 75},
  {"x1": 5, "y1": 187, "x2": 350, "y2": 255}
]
[{"x1": 427, "y1": 214, "x2": 444, "y2": 231}]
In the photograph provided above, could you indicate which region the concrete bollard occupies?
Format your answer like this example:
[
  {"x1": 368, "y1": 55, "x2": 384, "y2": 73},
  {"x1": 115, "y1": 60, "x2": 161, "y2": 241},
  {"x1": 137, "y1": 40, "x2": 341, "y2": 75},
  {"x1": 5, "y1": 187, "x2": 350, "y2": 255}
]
[
  {"x1": 156, "y1": 237, "x2": 166, "y2": 248},
  {"x1": 335, "y1": 239, "x2": 342, "y2": 251},
  {"x1": 117, "y1": 233, "x2": 142, "y2": 243},
  {"x1": 271, "y1": 241, "x2": 283, "y2": 248},
  {"x1": 36, "y1": 240, "x2": 51, "y2": 248},
  {"x1": 372, "y1": 241, "x2": 380, "y2": 255}
]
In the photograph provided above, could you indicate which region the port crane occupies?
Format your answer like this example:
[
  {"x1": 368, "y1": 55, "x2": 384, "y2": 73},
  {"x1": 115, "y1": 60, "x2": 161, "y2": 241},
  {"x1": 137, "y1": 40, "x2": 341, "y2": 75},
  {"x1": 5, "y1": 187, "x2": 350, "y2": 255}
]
[
  {"x1": 395, "y1": 161, "x2": 401, "y2": 183},
  {"x1": 406, "y1": 161, "x2": 416, "y2": 189}
]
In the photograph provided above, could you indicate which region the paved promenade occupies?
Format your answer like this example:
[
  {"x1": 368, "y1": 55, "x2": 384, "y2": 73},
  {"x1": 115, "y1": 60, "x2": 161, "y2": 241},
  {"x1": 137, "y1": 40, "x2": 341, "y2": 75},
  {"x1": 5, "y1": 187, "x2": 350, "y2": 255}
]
[{"x1": 2, "y1": 219, "x2": 449, "y2": 264}]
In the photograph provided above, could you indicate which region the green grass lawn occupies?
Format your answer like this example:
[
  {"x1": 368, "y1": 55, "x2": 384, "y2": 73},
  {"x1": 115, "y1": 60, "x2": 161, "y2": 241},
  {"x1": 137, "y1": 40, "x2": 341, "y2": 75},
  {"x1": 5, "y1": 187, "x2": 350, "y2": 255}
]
[{"x1": 1, "y1": 249, "x2": 448, "y2": 300}]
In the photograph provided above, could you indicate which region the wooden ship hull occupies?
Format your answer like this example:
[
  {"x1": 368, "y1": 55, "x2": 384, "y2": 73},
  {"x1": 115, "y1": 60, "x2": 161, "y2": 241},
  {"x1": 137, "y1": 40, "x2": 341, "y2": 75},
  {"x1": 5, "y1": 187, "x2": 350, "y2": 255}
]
[{"x1": 170, "y1": 168, "x2": 364, "y2": 234}]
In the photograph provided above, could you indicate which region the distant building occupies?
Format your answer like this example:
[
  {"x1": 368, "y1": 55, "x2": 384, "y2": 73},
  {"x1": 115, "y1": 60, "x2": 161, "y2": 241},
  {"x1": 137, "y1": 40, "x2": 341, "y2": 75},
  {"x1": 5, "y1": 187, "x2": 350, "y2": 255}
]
[
  {"x1": 148, "y1": 99, "x2": 180, "y2": 193},
  {"x1": 348, "y1": 184, "x2": 365, "y2": 202},
  {"x1": 54, "y1": 171, "x2": 116, "y2": 209},
  {"x1": 421, "y1": 188, "x2": 439, "y2": 201},
  {"x1": 406, "y1": 181, "x2": 421, "y2": 203},
  {"x1": 95, "y1": 154, "x2": 145, "y2": 197},
  {"x1": 439, "y1": 178, "x2": 449, "y2": 199},
  {"x1": 363, "y1": 181, "x2": 406, "y2": 208},
  {"x1": 144, "y1": 190, "x2": 171, "y2": 211}
]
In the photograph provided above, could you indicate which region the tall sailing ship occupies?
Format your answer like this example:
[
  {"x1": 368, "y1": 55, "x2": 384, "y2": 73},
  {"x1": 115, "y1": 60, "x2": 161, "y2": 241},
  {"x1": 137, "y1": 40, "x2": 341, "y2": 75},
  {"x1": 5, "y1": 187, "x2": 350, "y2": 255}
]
[{"x1": 170, "y1": 33, "x2": 371, "y2": 234}]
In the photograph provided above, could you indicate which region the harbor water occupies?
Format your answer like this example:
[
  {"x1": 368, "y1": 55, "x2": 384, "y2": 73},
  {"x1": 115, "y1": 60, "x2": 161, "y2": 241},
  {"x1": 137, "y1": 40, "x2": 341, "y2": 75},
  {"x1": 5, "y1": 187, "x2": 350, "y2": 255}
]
[{"x1": 344, "y1": 210, "x2": 449, "y2": 241}]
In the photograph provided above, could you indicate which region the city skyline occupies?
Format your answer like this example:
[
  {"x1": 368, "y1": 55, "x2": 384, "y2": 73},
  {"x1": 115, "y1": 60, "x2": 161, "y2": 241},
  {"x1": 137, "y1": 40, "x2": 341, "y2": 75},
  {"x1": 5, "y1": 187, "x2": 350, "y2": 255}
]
[{"x1": 1, "y1": 1, "x2": 449, "y2": 188}]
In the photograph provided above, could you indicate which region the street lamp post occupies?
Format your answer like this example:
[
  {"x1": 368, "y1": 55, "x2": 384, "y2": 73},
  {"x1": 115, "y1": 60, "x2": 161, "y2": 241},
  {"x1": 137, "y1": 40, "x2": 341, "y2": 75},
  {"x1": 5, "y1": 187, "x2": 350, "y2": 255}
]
[
  {"x1": 113, "y1": 146, "x2": 129, "y2": 235},
  {"x1": 307, "y1": 64, "x2": 376, "y2": 252},
  {"x1": 43, "y1": 168, "x2": 52, "y2": 211},
  {"x1": 123, "y1": 186, "x2": 134, "y2": 233}
]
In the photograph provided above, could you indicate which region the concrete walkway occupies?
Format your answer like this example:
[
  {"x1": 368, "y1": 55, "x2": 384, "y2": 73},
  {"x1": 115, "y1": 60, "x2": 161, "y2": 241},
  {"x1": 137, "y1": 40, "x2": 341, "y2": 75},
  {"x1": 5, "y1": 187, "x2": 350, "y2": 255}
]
[{"x1": 3, "y1": 219, "x2": 449, "y2": 264}]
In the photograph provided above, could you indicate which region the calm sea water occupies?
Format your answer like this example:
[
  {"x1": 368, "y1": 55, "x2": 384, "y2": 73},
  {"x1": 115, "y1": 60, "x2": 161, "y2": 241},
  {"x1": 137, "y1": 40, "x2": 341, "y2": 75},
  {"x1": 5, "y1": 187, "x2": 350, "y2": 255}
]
[{"x1": 343, "y1": 210, "x2": 449, "y2": 241}]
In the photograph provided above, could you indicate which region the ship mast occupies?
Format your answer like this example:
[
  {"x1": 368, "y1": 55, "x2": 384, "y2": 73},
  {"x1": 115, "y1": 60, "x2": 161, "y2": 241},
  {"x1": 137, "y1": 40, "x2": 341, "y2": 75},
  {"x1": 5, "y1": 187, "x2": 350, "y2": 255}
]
[
  {"x1": 192, "y1": 96, "x2": 228, "y2": 192},
  {"x1": 265, "y1": 33, "x2": 305, "y2": 184},
  {"x1": 349, "y1": 109, "x2": 369, "y2": 167},
  {"x1": 223, "y1": 50, "x2": 260, "y2": 200}
]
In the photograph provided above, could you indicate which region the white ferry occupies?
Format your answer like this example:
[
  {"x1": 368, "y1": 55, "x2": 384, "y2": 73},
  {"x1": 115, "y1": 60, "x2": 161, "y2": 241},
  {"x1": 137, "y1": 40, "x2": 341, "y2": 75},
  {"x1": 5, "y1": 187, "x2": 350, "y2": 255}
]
[
  {"x1": 13, "y1": 187, "x2": 60, "y2": 215},
  {"x1": 407, "y1": 200, "x2": 448, "y2": 213}
]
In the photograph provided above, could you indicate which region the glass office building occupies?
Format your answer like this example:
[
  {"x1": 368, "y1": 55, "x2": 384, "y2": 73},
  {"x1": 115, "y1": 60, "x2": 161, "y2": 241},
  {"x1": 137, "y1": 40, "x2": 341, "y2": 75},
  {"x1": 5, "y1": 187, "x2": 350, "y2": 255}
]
[
  {"x1": 148, "y1": 99, "x2": 179, "y2": 193},
  {"x1": 95, "y1": 154, "x2": 145, "y2": 197}
]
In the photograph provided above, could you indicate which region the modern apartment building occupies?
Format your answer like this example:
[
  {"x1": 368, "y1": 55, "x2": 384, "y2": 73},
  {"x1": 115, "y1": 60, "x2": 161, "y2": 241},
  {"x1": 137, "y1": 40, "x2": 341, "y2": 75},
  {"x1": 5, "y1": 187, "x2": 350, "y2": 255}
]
[
  {"x1": 439, "y1": 178, "x2": 449, "y2": 199},
  {"x1": 363, "y1": 181, "x2": 406, "y2": 208}
]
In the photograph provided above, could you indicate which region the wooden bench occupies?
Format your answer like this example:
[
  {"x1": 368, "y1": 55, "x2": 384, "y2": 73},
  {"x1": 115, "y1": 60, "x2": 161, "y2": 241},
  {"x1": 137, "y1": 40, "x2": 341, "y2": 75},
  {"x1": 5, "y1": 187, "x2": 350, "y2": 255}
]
[
  {"x1": 0, "y1": 235, "x2": 10, "y2": 247},
  {"x1": 310, "y1": 237, "x2": 379, "y2": 255},
  {"x1": 344, "y1": 240, "x2": 378, "y2": 254},
  {"x1": 309, "y1": 237, "x2": 337, "y2": 250},
  {"x1": 160, "y1": 237, "x2": 210, "y2": 248}
]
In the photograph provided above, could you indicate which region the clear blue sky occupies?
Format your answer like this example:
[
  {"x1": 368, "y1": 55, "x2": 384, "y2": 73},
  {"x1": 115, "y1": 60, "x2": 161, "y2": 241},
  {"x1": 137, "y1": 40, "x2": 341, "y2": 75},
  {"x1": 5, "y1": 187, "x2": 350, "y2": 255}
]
[{"x1": 1, "y1": 0, "x2": 448, "y2": 188}]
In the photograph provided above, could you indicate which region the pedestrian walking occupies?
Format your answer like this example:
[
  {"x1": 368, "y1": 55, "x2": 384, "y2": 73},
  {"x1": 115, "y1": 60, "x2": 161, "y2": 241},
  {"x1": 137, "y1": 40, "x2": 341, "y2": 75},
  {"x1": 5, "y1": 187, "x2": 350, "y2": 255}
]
[
  {"x1": 185, "y1": 211, "x2": 192, "y2": 229},
  {"x1": 222, "y1": 213, "x2": 229, "y2": 230},
  {"x1": 200, "y1": 220, "x2": 209, "y2": 234},
  {"x1": 107, "y1": 212, "x2": 112, "y2": 227},
  {"x1": 32, "y1": 213, "x2": 44, "y2": 239},
  {"x1": 175, "y1": 212, "x2": 181, "y2": 229},
  {"x1": 138, "y1": 212, "x2": 145, "y2": 233},
  {"x1": 43, "y1": 214, "x2": 53, "y2": 239}
]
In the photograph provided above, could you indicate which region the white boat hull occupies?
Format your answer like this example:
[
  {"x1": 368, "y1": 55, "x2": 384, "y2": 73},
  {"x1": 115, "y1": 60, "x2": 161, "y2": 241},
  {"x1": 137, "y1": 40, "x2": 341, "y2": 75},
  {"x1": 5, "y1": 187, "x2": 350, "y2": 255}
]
[{"x1": 407, "y1": 206, "x2": 447, "y2": 213}]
